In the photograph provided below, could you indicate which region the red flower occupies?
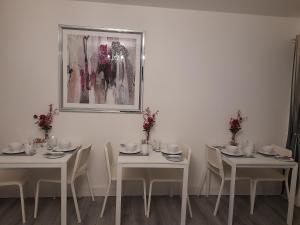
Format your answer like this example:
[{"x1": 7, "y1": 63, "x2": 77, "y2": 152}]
[
  {"x1": 148, "y1": 117, "x2": 154, "y2": 123},
  {"x1": 230, "y1": 119, "x2": 240, "y2": 129},
  {"x1": 229, "y1": 111, "x2": 244, "y2": 134},
  {"x1": 142, "y1": 107, "x2": 158, "y2": 133},
  {"x1": 39, "y1": 114, "x2": 46, "y2": 120},
  {"x1": 39, "y1": 120, "x2": 45, "y2": 127},
  {"x1": 34, "y1": 104, "x2": 58, "y2": 132},
  {"x1": 143, "y1": 122, "x2": 150, "y2": 131}
]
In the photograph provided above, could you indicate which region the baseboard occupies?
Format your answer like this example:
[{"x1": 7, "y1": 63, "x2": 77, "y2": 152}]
[
  {"x1": 78, "y1": 184, "x2": 281, "y2": 197},
  {"x1": 0, "y1": 183, "x2": 282, "y2": 198}
]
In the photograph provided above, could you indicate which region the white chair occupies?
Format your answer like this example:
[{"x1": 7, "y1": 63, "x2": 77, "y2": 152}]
[
  {"x1": 34, "y1": 145, "x2": 95, "y2": 223},
  {"x1": 147, "y1": 144, "x2": 193, "y2": 218},
  {"x1": 249, "y1": 144, "x2": 292, "y2": 214},
  {"x1": 0, "y1": 169, "x2": 28, "y2": 223},
  {"x1": 202, "y1": 145, "x2": 252, "y2": 215},
  {"x1": 100, "y1": 142, "x2": 147, "y2": 217}
]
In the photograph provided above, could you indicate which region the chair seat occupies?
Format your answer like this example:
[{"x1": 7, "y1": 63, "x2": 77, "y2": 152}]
[
  {"x1": 0, "y1": 170, "x2": 28, "y2": 186},
  {"x1": 111, "y1": 165, "x2": 147, "y2": 181}
]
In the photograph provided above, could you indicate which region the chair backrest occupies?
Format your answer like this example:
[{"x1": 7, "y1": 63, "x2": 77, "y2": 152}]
[
  {"x1": 271, "y1": 144, "x2": 292, "y2": 157},
  {"x1": 178, "y1": 144, "x2": 192, "y2": 165},
  {"x1": 71, "y1": 145, "x2": 92, "y2": 181},
  {"x1": 205, "y1": 145, "x2": 224, "y2": 177},
  {"x1": 104, "y1": 142, "x2": 114, "y2": 181}
]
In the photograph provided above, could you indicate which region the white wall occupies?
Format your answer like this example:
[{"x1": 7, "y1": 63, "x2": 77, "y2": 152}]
[{"x1": 0, "y1": 0, "x2": 299, "y2": 197}]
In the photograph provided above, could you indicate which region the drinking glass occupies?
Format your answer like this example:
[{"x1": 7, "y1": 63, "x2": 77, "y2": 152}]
[{"x1": 47, "y1": 136, "x2": 58, "y2": 150}]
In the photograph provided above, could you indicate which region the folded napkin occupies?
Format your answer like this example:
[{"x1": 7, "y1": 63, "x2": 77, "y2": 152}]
[{"x1": 44, "y1": 151, "x2": 65, "y2": 156}]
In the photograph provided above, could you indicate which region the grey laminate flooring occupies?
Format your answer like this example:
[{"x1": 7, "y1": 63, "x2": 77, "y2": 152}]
[{"x1": 0, "y1": 195, "x2": 299, "y2": 225}]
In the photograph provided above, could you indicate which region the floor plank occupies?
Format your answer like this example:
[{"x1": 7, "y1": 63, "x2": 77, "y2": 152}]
[{"x1": 0, "y1": 195, "x2": 299, "y2": 225}]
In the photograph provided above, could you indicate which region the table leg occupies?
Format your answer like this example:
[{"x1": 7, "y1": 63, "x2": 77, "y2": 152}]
[
  {"x1": 115, "y1": 164, "x2": 122, "y2": 225},
  {"x1": 228, "y1": 164, "x2": 236, "y2": 225},
  {"x1": 61, "y1": 164, "x2": 67, "y2": 225},
  {"x1": 287, "y1": 164, "x2": 298, "y2": 225},
  {"x1": 180, "y1": 165, "x2": 189, "y2": 225}
]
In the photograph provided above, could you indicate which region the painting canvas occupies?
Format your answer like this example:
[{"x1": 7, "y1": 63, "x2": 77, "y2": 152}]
[{"x1": 59, "y1": 25, "x2": 144, "y2": 112}]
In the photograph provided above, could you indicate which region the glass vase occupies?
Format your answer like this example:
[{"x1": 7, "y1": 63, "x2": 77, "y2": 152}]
[
  {"x1": 44, "y1": 129, "x2": 50, "y2": 141},
  {"x1": 145, "y1": 131, "x2": 150, "y2": 144},
  {"x1": 230, "y1": 132, "x2": 238, "y2": 146}
]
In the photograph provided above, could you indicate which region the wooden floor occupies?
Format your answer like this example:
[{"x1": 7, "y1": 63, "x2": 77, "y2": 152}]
[{"x1": 0, "y1": 195, "x2": 299, "y2": 225}]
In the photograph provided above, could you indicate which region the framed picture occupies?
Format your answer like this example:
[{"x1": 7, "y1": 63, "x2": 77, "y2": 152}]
[{"x1": 58, "y1": 25, "x2": 144, "y2": 113}]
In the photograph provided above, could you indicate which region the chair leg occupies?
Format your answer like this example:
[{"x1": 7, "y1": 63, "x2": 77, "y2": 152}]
[
  {"x1": 18, "y1": 184, "x2": 26, "y2": 224},
  {"x1": 198, "y1": 170, "x2": 208, "y2": 197},
  {"x1": 213, "y1": 178, "x2": 224, "y2": 216},
  {"x1": 285, "y1": 179, "x2": 290, "y2": 201},
  {"x1": 206, "y1": 170, "x2": 211, "y2": 197},
  {"x1": 34, "y1": 181, "x2": 41, "y2": 219},
  {"x1": 147, "y1": 181, "x2": 154, "y2": 217},
  {"x1": 100, "y1": 181, "x2": 111, "y2": 218},
  {"x1": 142, "y1": 179, "x2": 147, "y2": 216},
  {"x1": 250, "y1": 180, "x2": 253, "y2": 213},
  {"x1": 250, "y1": 180, "x2": 257, "y2": 215},
  {"x1": 71, "y1": 183, "x2": 82, "y2": 223},
  {"x1": 187, "y1": 196, "x2": 193, "y2": 218},
  {"x1": 86, "y1": 172, "x2": 95, "y2": 201}
]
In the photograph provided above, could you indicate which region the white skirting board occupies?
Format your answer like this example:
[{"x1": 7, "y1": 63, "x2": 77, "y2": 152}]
[{"x1": 0, "y1": 182, "x2": 286, "y2": 199}]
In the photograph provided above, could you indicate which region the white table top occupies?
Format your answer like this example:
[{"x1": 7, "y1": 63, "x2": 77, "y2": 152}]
[
  {"x1": 222, "y1": 153, "x2": 298, "y2": 168},
  {"x1": 0, "y1": 148, "x2": 75, "y2": 165},
  {"x1": 118, "y1": 149, "x2": 188, "y2": 167}
]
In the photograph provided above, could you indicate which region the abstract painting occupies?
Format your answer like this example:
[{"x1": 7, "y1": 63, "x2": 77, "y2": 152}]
[{"x1": 59, "y1": 25, "x2": 144, "y2": 112}]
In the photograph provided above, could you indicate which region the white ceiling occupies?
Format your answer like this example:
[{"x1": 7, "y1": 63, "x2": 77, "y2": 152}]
[{"x1": 75, "y1": 0, "x2": 300, "y2": 17}]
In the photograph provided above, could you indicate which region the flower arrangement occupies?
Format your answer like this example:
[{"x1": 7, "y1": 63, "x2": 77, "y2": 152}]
[
  {"x1": 142, "y1": 107, "x2": 158, "y2": 144},
  {"x1": 33, "y1": 104, "x2": 58, "y2": 140},
  {"x1": 229, "y1": 110, "x2": 244, "y2": 146}
]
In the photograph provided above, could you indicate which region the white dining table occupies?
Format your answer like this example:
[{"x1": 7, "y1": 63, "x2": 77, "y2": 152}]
[
  {"x1": 0, "y1": 148, "x2": 77, "y2": 225},
  {"x1": 116, "y1": 149, "x2": 189, "y2": 225},
  {"x1": 220, "y1": 151, "x2": 298, "y2": 225}
]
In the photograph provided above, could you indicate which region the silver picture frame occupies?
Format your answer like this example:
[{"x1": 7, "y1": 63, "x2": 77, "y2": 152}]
[{"x1": 58, "y1": 24, "x2": 145, "y2": 113}]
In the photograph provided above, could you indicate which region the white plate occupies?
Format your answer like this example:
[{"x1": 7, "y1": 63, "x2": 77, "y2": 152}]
[
  {"x1": 119, "y1": 147, "x2": 141, "y2": 154},
  {"x1": 275, "y1": 156, "x2": 294, "y2": 162},
  {"x1": 53, "y1": 145, "x2": 78, "y2": 152},
  {"x1": 212, "y1": 145, "x2": 226, "y2": 149},
  {"x1": 161, "y1": 148, "x2": 182, "y2": 155},
  {"x1": 164, "y1": 155, "x2": 184, "y2": 162},
  {"x1": 221, "y1": 149, "x2": 244, "y2": 157},
  {"x1": 2, "y1": 148, "x2": 25, "y2": 154},
  {"x1": 44, "y1": 154, "x2": 65, "y2": 159},
  {"x1": 45, "y1": 151, "x2": 65, "y2": 155},
  {"x1": 257, "y1": 150, "x2": 277, "y2": 156}
]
